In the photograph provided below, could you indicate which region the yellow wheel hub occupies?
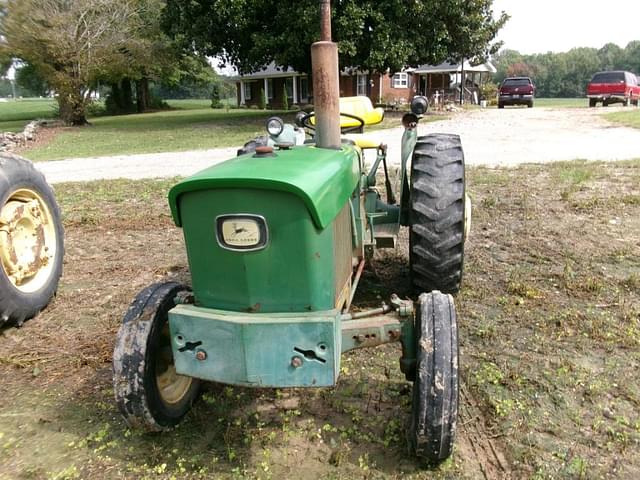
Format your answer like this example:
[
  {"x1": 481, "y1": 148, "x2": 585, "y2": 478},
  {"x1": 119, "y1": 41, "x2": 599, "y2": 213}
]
[
  {"x1": 0, "y1": 189, "x2": 57, "y2": 293},
  {"x1": 155, "y1": 324, "x2": 193, "y2": 405}
]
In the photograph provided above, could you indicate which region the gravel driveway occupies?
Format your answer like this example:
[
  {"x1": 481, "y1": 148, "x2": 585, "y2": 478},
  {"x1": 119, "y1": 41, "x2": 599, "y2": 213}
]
[{"x1": 37, "y1": 106, "x2": 640, "y2": 184}]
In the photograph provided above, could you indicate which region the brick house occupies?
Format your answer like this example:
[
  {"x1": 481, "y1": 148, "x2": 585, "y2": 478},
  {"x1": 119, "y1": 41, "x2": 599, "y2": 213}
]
[{"x1": 234, "y1": 61, "x2": 495, "y2": 108}]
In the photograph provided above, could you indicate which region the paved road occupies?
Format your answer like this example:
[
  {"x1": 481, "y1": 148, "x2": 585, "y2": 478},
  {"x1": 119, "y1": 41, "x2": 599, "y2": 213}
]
[{"x1": 36, "y1": 106, "x2": 640, "y2": 184}]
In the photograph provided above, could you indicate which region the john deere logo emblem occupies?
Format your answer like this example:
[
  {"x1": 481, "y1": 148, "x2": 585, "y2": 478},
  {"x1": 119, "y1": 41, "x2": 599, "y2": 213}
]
[{"x1": 216, "y1": 215, "x2": 269, "y2": 251}]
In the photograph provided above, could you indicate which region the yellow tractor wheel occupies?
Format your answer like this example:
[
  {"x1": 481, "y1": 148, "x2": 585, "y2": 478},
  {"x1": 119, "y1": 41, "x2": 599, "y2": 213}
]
[{"x1": 0, "y1": 153, "x2": 64, "y2": 327}]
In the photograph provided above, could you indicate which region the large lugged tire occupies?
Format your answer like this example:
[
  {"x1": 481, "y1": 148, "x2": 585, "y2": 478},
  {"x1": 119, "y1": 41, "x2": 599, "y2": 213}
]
[
  {"x1": 113, "y1": 282, "x2": 200, "y2": 431},
  {"x1": 0, "y1": 153, "x2": 64, "y2": 327},
  {"x1": 409, "y1": 134, "x2": 467, "y2": 294},
  {"x1": 408, "y1": 291, "x2": 459, "y2": 463}
]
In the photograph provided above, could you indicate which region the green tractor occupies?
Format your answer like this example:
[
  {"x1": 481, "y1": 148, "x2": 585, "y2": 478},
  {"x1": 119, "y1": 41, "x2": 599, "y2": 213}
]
[
  {"x1": 0, "y1": 153, "x2": 64, "y2": 328},
  {"x1": 113, "y1": 1, "x2": 470, "y2": 464}
]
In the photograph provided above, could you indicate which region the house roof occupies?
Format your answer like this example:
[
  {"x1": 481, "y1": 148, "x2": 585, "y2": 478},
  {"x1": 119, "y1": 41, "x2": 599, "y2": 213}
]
[
  {"x1": 232, "y1": 63, "x2": 302, "y2": 80},
  {"x1": 233, "y1": 60, "x2": 496, "y2": 80},
  {"x1": 413, "y1": 60, "x2": 496, "y2": 74}
]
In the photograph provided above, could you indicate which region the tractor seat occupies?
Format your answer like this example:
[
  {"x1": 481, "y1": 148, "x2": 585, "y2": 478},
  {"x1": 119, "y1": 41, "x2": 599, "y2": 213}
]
[
  {"x1": 342, "y1": 134, "x2": 381, "y2": 150},
  {"x1": 338, "y1": 96, "x2": 385, "y2": 129},
  {"x1": 309, "y1": 96, "x2": 384, "y2": 131}
]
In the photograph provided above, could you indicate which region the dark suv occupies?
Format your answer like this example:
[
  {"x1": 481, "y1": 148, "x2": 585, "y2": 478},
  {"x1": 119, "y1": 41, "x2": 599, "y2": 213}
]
[{"x1": 498, "y1": 77, "x2": 535, "y2": 108}]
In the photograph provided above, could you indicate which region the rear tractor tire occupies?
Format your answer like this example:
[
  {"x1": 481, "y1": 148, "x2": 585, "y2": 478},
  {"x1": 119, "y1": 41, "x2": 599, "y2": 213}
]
[
  {"x1": 408, "y1": 291, "x2": 459, "y2": 464},
  {"x1": 589, "y1": 98, "x2": 597, "y2": 108},
  {"x1": 113, "y1": 282, "x2": 200, "y2": 431},
  {"x1": 0, "y1": 153, "x2": 64, "y2": 328},
  {"x1": 409, "y1": 134, "x2": 468, "y2": 295}
]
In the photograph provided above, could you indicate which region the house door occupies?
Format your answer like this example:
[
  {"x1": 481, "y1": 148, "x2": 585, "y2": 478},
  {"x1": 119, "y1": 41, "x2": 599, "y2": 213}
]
[{"x1": 419, "y1": 76, "x2": 426, "y2": 96}]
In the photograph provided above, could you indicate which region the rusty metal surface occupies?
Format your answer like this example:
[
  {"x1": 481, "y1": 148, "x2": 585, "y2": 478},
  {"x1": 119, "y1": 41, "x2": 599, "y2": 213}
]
[
  {"x1": 333, "y1": 203, "x2": 353, "y2": 309},
  {"x1": 319, "y1": 0, "x2": 332, "y2": 41},
  {"x1": 0, "y1": 197, "x2": 49, "y2": 287},
  {"x1": 311, "y1": 41, "x2": 341, "y2": 149}
]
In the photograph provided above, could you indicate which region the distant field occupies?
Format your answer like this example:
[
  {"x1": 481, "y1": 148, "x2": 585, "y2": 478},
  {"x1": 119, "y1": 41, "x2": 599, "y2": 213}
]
[
  {"x1": 534, "y1": 98, "x2": 586, "y2": 108},
  {"x1": 0, "y1": 98, "x2": 57, "y2": 132}
]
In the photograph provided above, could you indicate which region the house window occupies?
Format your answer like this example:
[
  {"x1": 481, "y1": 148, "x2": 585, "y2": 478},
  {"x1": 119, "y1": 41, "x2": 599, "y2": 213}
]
[
  {"x1": 243, "y1": 82, "x2": 252, "y2": 101},
  {"x1": 266, "y1": 79, "x2": 274, "y2": 100},
  {"x1": 285, "y1": 78, "x2": 294, "y2": 99},
  {"x1": 299, "y1": 77, "x2": 309, "y2": 101},
  {"x1": 392, "y1": 73, "x2": 408, "y2": 88},
  {"x1": 357, "y1": 74, "x2": 368, "y2": 96}
]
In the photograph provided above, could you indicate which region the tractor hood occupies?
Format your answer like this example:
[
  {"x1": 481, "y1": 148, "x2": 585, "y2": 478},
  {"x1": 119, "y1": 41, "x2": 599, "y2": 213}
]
[{"x1": 169, "y1": 145, "x2": 360, "y2": 229}]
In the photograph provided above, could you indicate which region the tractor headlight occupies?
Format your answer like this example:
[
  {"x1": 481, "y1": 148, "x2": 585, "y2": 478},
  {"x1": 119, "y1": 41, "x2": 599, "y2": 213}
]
[{"x1": 266, "y1": 117, "x2": 284, "y2": 137}]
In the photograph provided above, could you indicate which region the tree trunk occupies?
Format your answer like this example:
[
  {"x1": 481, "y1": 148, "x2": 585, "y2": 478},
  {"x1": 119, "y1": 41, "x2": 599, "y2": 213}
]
[
  {"x1": 57, "y1": 92, "x2": 88, "y2": 126},
  {"x1": 135, "y1": 77, "x2": 150, "y2": 113},
  {"x1": 121, "y1": 78, "x2": 134, "y2": 112}
]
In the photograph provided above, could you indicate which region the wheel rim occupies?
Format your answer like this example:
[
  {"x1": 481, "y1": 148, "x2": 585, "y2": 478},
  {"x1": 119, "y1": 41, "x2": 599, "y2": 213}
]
[
  {"x1": 0, "y1": 188, "x2": 58, "y2": 293},
  {"x1": 464, "y1": 193, "x2": 472, "y2": 241},
  {"x1": 155, "y1": 323, "x2": 193, "y2": 405}
]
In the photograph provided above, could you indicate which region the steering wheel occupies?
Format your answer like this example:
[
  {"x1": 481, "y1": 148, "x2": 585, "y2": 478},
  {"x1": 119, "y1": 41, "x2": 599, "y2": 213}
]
[{"x1": 300, "y1": 112, "x2": 366, "y2": 134}]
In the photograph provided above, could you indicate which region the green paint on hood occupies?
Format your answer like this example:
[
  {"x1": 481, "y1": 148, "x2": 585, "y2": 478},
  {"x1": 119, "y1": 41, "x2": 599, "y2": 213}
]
[{"x1": 169, "y1": 145, "x2": 360, "y2": 229}]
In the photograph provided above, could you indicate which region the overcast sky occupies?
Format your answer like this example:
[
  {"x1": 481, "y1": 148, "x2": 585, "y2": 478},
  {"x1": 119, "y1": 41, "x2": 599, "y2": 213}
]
[{"x1": 492, "y1": 0, "x2": 640, "y2": 54}]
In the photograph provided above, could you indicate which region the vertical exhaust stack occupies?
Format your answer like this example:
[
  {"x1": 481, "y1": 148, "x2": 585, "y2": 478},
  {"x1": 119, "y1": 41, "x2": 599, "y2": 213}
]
[{"x1": 311, "y1": 0, "x2": 341, "y2": 149}]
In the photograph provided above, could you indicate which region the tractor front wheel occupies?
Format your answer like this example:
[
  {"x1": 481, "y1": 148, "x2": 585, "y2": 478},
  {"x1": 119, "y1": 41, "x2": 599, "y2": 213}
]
[
  {"x1": 0, "y1": 153, "x2": 64, "y2": 328},
  {"x1": 113, "y1": 282, "x2": 200, "y2": 431},
  {"x1": 408, "y1": 291, "x2": 459, "y2": 464},
  {"x1": 409, "y1": 134, "x2": 468, "y2": 294}
]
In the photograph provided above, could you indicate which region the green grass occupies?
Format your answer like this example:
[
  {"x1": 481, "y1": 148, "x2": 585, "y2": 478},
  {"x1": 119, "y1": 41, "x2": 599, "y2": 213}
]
[
  {"x1": 604, "y1": 109, "x2": 640, "y2": 129},
  {"x1": 533, "y1": 98, "x2": 586, "y2": 108},
  {"x1": 165, "y1": 99, "x2": 214, "y2": 110},
  {"x1": 0, "y1": 98, "x2": 57, "y2": 132},
  {"x1": 25, "y1": 106, "x2": 295, "y2": 161}
]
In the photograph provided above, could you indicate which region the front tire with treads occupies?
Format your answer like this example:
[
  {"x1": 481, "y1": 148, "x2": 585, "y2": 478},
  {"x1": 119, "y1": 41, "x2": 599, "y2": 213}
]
[
  {"x1": 408, "y1": 291, "x2": 459, "y2": 463},
  {"x1": 409, "y1": 134, "x2": 467, "y2": 294}
]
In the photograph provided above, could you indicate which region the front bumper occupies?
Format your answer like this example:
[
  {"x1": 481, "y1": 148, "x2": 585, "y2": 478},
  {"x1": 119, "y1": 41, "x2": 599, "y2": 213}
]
[{"x1": 169, "y1": 304, "x2": 341, "y2": 387}]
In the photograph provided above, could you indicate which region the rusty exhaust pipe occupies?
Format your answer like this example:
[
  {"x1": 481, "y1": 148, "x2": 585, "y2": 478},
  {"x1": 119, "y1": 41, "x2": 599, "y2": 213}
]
[{"x1": 311, "y1": 0, "x2": 341, "y2": 149}]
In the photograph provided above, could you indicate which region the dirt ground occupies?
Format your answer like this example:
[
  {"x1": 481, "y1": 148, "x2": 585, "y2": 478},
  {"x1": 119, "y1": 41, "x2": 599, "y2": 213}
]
[{"x1": 1, "y1": 160, "x2": 639, "y2": 479}]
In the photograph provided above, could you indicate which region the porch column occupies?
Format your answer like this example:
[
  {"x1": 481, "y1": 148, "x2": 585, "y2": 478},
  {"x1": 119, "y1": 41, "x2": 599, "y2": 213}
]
[
  {"x1": 293, "y1": 76, "x2": 298, "y2": 104},
  {"x1": 240, "y1": 80, "x2": 245, "y2": 105},
  {"x1": 264, "y1": 78, "x2": 269, "y2": 104}
]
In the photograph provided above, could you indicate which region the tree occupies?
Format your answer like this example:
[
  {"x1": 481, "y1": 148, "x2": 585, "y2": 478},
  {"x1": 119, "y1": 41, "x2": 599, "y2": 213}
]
[
  {"x1": 15, "y1": 63, "x2": 49, "y2": 97},
  {"x1": 598, "y1": 43, "x2": 624, "y2": 71},
  {"x1": 162, "y1": 0, "x2": 508, "y2": 74},
  {"x1": 1, "y1": 0, "x2": 155, "y2": 124}
]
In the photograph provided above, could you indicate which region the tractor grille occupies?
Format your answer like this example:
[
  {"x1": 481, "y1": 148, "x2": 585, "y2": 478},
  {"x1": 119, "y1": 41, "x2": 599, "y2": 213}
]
[{"x1": 333, "y1": 203, "x2": 353, "y2": 308}]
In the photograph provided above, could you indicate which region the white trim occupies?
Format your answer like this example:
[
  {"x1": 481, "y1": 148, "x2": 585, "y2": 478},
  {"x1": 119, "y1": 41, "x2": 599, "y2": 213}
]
[
  {"x1": 240, "y1": 80, "x2": 246, "y2": 105},
  {"x1": 392, "y1": 73, "x2": 408, "y2": 88},
  {"x1": 293, "y1": 76, "x2": 298, "y2": 104}
]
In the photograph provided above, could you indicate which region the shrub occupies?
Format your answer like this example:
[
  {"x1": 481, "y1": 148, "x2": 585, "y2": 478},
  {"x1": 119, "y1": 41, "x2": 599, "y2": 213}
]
[
  {"x1": 259, "y1": 88, "x2": 267, "y2": 110},
  {"x1": 210, "y1": 84, "x2": 223, "y2": 109},
  {"x1": 480, "y1": 82, "x2": 499, "y2": 106}
]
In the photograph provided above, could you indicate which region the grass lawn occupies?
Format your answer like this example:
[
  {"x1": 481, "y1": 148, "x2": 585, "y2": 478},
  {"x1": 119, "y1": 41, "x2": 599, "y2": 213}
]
[
  {"x1": 533, "y1": 98, "x2": 586, "y2": 108},
  {"x1": 604, "y1": 108, "x2": 640, "y2": 128},
  {"x1": 0, "y1": 98, "x2": 57, "y2": 132},
  {"x1": 25, "y1": 106, "x2": 295, "y2": 161},
  {"x1": 17, "y1": 98, "x2": 448, "y2": 161}
]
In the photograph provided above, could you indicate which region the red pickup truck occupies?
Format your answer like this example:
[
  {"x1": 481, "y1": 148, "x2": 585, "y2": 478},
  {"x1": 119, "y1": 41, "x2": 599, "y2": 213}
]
[{"x1": 587, "y1": 71, "x2": 640, "y2": 107}]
